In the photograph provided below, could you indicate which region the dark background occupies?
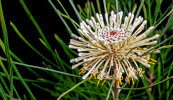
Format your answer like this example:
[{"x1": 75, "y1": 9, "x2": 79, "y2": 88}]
[
  {"x1": 0, "y1": 0, "x2": 172, "y2": 99},
  {"x1": 2, "y1": 0, "x2": 91, "y2": 65},
  {"x1": 1, "y1": 0, "x2": 99, "y2": 99}
]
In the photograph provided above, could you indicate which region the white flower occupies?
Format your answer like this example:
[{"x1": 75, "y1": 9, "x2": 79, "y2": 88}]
[{"x1": 69, "y1": 11, "x2": 159, "y2": 86}]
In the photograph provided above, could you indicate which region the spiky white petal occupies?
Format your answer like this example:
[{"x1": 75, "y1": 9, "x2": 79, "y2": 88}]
[{"x1": 69, "y1": 11, "x2": 159, "y2": 85}]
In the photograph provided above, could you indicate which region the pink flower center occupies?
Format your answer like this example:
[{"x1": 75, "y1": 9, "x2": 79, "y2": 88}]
[{"x1": 102, "y1": 31, "x2": 125, "y2": 42}]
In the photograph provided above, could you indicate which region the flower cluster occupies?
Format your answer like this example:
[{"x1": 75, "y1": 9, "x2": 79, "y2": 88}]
[{"x1": 69, "y1": 11, "x2": 159, "y2": 86}]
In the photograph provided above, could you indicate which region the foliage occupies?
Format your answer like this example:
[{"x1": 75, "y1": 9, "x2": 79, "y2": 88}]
[{"x1": 0, "y1": 0, "x2": 173, "y2": 100}]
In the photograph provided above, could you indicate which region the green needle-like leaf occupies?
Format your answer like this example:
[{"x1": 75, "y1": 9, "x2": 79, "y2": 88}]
[
  {"x1": 96, "y1": 0, "x2": 102, "y2": 14},
  {"x1": 0, "y1": 38, "x2": 41, "y2": 78},
  {"x1": 19, "y1": 0, "x2": 59, "y2": 65},
  {"x1": 57, "y1": 79, "x2": 88, "y2": 100},
  {"x1": 69, "y1": 0, "x2": 82, "y2": 22},
  {"x1": 0, "y1": 57, "x2": 81, "y2": 78},
  {"x1": 56, "y1": 0, "x2": 83, "y2": 37},
  {"x1": 135, "y1": 0, "x2": 145, "y2": 18},
  {"x1": 10, "y1": 22, "x2": 57, "y2": 67},
  {"x1": 0, "y1": 83, "x2": 8, "y2": 100},
  {"x1": 106, "y1": 82, "x2": 113, "y2": 100},
  {"x1": 125, "y1": 85, "x2": 134, "y2": 100},
  {"x1": 118, "y1": 76, "x2": 173, "y2": 90},
  {"x1": 103, "y1": 0, "x2": 107, "y2": 13}
]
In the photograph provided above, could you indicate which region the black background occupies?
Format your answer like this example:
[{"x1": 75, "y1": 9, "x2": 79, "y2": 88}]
[
  {"x1": 0, "y1": 0, "x2": 172, "y2": 99},
  {"x1": 1, "y1": 0, "x2": 91, "y2": 65},
  {"x1": 1, "y1": 0, "x2": 93, "y2": 99}
]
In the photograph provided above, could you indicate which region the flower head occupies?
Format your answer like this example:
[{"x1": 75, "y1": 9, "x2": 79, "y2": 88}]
[{"x1": 69, "y1": 11, "x2": 160, "y2": 86}]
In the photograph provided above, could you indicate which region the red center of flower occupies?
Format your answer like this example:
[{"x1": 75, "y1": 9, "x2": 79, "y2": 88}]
[
  {"x1": 110, "y1": 31, "x2": 119, "y2": 36},
  {"x1": 99, "y1": 30, "x2": 125, "y2": 43},
  {"x1": 108, "y1": 31, "x2": 124, "y2": 41}
]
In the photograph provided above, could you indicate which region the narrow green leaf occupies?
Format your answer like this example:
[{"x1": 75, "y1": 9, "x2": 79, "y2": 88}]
[
  {"x1": 106, "y1": 82, "x2": 113, "y2": 100},
  {"x1": 0, "y1": 73, "x2": 9, "y2": 93},
  {"x1": 56, "y1": 0, "x2": 83, "y2": 37},
  {"x1": 132, "y1": 3, "x2": 137, "y2": 14},
  {"x1": 0, "y1": 57, "x2": 81, "y2": 78},
  {"x1": 146, "y1": 0, "x2": 152, "y2": 26},
  {"x1": 32, "y1": 83, "x2": 58, "y2": 96},
  {"x1": 118, "y1": 76, "x2": 173, "y2": 90},
  {"x1": 0, "y1": 1, "x2": 16, "y2": 98},
  {"x1": 96, "y1": 0, "x2": 101, "y2": 14},
  {"x1": 69, "y1": 0, "x2": 82, "y2": 22},
  {"x1": 39, "y1": 38, "x2": 61, "y2": 68},
  {"x1": 10, "y1": 22, "x2": 57, "y2": 67},
  {"x1": 127, "y1": 0, "x2": 132, "y2": 12},
  {"x1": 77, "y1": 4, "x2": 87, "y2": 18},
  {"x1": 0, "y1": 0, "x2": 11, "y2": 70},
  {"x1": 0, "y1": 59, "x2": 21, "y2": 99},
  {"x1": 103, "y1": 0, "x2": 107, "y2": 13},
  {"x1": 19, "y1": 0, "x2": 59, "y2": 65},
  {"x1": 107, "y1": 2, "x2": 111, "y2": 14},
  {"x1": 0, "y1": 57, "x2": 10, "y2": 78},
  {"x1": 42, "y1": 62, "x2": 61, "y2": 79},
  {"x1": 91, "y1": 2, "x2": 96, "y2": 16},
  {"x1": 157, "y1": 45, "x2": 173, "y2": 50},
  {"x1": 155, "y1": 4, "x2": 172, "y2": 25},
  {"x1": 85, "y1": 3, "x2": 90, "y2": 19},
  {"x1": 5, "y1": 95, "x2": 19, "y2": 100},
  {"x1": 142, "y1": 4, "x2": 147, "y2": 28},
  {"x1": 54, "y1": 49, "x2": 66, "y2": 72},
  {"x1": 0, "y1": 38, "x2": 41, "y2": 78},
  {"x1": 9, "y1": 67, "x2": 14, "y2": 98},
  {"x1": 131, "y1": 92, "x2": 146, "y2": 97},
  {"x1": 141, "y1": 35, "x2": 173, "y2": 56},
  {"x1": 39, "y1": 38, "x2": 48, "y2": 49},
  {"x1": 54, "y1": 34, "x2": 76, "y2": 58},
  {"x1": 157, "y1": 62, "x2": 162, "y2": 99},
  {"x1": 135, "y1": 0, "x2": 145, "y2": 18},
  {"x1": 140, "y1": 77, "x2": 154, "y2": 100},
  {"x1": 0, "y1": 72, "x2": 41, "y2": 83},
  {"x1": 10, "y1": 59, "x2": 36, "y2": 99},
  {"x1": 125, "y1": 85, "x2": 134, "y2": 100},
  {"x1": 166, "y1": 63, "x2": 173, "y2": 100},
  {"x1": 57, "y1": 79, "x2": 88, "y2": 100},
  {"x1": 87, "y1": 0, "x2": 92, "y2": 17},
  {"x1": 154, "y1": 9, "x2": 173, "y2": 31},
  {"x1": 120, "y1": 0, "x2": 128, "y2": 13},
  {"x1": 115, "y1": 0, "x2": 118, "y2": 12},
  {"x1": 58, "y1": 11, "x2": 80, "y2": 27},
  {"x1": 153, "y1": 0, "x2": 162, "y2": 24},
  {"x1": 0, "y1": 83, "x2": 8, "y2": 100},
  {"x1": 24, "y1": 95, "x2": 27, "y2": 100}
]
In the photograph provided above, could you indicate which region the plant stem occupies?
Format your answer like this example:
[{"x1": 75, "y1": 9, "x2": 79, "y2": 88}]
[
  {"x1": 113, "y1": 80, "x2": 120, "y2": 100},
  {"x1": 148, "y1": 72, "x2": 153, "y2": 100},
  {"x1": 112, "y1": 65, "x2": 120, "y2": 100}
]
